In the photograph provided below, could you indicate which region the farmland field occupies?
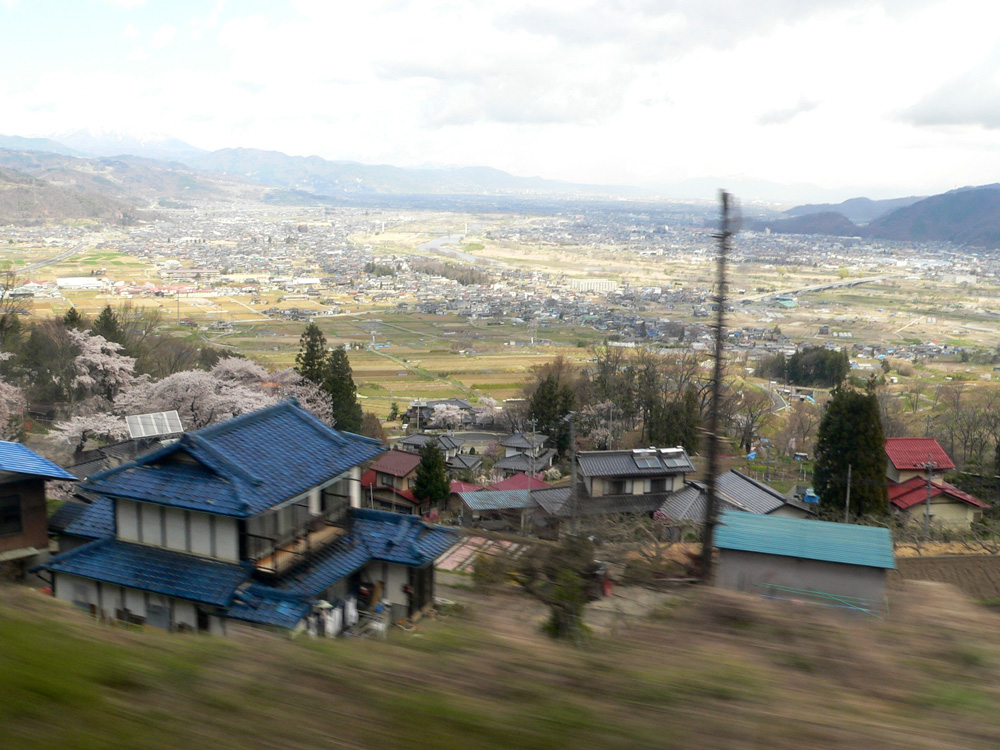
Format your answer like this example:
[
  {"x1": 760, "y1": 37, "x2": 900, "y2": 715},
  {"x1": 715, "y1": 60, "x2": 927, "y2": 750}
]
[{"x1": 895, "y1": 555, "x2": 1000, "y2": 600}]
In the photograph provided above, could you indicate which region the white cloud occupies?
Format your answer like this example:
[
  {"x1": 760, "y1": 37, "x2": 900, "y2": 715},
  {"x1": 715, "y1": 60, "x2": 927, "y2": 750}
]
[
  {"x1": 150, "y1": 24, "x2": 176, "y2": 49},
  {"x1": 4, "y1": 0, "x2": 1000, "y2": 199},
  {"x1": 109, "y1": 0, "x2": 146, "y2": 7}
]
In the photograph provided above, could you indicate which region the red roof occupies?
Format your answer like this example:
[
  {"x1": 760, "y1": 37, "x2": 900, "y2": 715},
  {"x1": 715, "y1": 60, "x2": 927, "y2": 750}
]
[
  {"x1": 450, "y1": 480, "x2": 482, "y2": 494},
  {"x1": 885, "y1": 438, "x2": 955, "y2": 471},
  {"x1": 361, "y1": 468, "x2": 376, "y2": 489},
  {"x1": 369, "y1": 449, "x2": 422, "y2": 477},
  {"x1": 888, "y1": 476, "x2": 988, "y2": 510},
  {"x1": 486, "y1": 473, "x2": 550, "y2": 492}
]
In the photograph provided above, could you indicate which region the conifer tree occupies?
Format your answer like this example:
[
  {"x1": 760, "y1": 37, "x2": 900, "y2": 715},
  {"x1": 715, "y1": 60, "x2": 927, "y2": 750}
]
[
  {"x1": 91, "y1": 305, "x2": 124, "y2": 346},
  {"x1": 62, "y1": 306, "x2": 86, "y2": 330},
  {"x1": 294, "y1": 323, "x2": 328, "y2": 384},
  {"x1": 324, "y1": 345, "x2": 363, "y2": 433},
  {"x1": 813, "y1": 385, "x2": 888, "y2": 519},
  {"x1": 412, "y1": 442, "x2": 450, "y2": 508}
]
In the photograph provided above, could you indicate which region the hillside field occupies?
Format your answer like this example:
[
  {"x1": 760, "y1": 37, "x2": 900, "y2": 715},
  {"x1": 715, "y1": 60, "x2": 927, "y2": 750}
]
[{"x1": 5, "y1": 578, "x2": 1000, "y2": 749}]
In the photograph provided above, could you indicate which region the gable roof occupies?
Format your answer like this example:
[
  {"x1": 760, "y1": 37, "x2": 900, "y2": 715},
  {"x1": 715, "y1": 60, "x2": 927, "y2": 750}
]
[
  {"x1": 79, "y1": 400, "x2": 385, "y2": 519},
  {"x1": 494, "y1": 450, "x2": 557, "y2": 472},
  {"x1": 0, "y1": 441, "x2": 77, "y2": 481},
  {"x1": 501, "y1": 432, "x2": 548, "y2": 449},
  {"x1": 399, "y1": 433, "x2": 461, "y2": 452},
  {"x1": 885, "y1": 438, "x2": 955, "y2": 471},
  {"x1": 660, "y1": 471, "x2": 791, "y2": 519},
  {"x1": 658, "y1": 483, "x2": 743, "y2": 521},
  {"x1": 715, "y1": 510, "x2": 896, "y2": 570},
  {"x1": 369, "y1": 449, "x2": 422, "y2": 478},
  {"x1": 577, "y1": 448, "x2": 695, "y2": 478},
  {"x1": 888, "y1": 476, "x2": 989, "y2": 510}
]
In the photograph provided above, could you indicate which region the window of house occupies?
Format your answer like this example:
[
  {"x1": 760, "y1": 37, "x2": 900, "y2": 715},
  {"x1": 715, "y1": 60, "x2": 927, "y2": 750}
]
[
  {"x1": 646, "y1": 478, "x2": 667, "y2": 493},
  {"x1": 606, "y1": 479, "x2": 627, "y2": 495},
  {"x1": 0, "y1": 495, "x2": 22, "y2": 536}
]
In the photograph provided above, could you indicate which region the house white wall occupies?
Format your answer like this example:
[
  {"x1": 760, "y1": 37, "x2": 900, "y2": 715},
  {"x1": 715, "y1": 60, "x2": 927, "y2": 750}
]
[
  {"x1": 364, "y1": 560, "x2": 410, "y2": 608},
  {"x1": 114, "y1": 499, "x2": 239, "y2": 562},
  {"x1": 349, "y1": 466, "x2": 361, "y2": 508},
  {"x1": 54, "y1": 572, "x2": 219, "y2": 632}
]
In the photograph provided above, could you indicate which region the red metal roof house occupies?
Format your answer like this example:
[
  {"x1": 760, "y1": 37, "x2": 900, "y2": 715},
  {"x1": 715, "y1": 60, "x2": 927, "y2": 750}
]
[{"x1": 885, "y1": 438, "x2": 987, "y2": 528}]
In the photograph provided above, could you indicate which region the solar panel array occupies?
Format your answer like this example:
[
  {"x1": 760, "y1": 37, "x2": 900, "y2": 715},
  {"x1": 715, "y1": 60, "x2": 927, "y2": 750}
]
[
  {"x1": 125, "y1": 410, "x2": 184, "y2": 439},
  {"x1": 634, "y1": 455, "x2": 661, "y2": 469}
]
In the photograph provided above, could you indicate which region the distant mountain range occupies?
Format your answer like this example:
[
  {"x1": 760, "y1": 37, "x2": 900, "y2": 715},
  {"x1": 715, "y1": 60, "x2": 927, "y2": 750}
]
[
  {"x1": 4, "y1": 130, "x2": 1000, "y2": 247},
  {"x1": 783, "y1": 196, "x2": 924, "y2": 224},
  {"x1": 754, "y1": 185, "x2": 1000, "y2": 247}
]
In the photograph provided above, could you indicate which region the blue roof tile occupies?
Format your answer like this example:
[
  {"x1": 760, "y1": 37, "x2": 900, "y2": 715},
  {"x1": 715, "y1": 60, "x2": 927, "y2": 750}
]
[
  {"x1": 278, "y1": 534, "x2": 372, "y2": 598},
  {"x1": 0, "y1": 441, "x2": 77, "y2": 480},
  {"x1": 715, "y1": 510, "x2": 896, "y2": 570},
  {"x1": 39, "y1": 539, "x2": 252, "y2": 606},
  {"x1": 80, "y1": 400, "x2": 387, "y2": 518},
  {"x1": 277, "y1": 509, "x2": 458, "y2": 598},
  {"x1": 227, "y1": 585, "x2": 312, "y2": 629},
  {"x1": 61, "y1": 496, "x2": 115, "y2": 539},
  {"x1": 353, "y1": 508, "x2": 458, "y2": 566}
]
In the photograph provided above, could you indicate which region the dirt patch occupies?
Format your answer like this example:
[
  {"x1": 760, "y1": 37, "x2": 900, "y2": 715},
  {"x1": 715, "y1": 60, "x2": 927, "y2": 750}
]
[{"x1": 895, "y1": 555, "x2": 1000, "y2": 600}]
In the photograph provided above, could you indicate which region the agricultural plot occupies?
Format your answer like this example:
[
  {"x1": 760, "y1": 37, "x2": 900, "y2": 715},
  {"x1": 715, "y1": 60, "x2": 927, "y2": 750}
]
[{"x1": 895, "y1": 555, "x2": 1000, "y2": 601}]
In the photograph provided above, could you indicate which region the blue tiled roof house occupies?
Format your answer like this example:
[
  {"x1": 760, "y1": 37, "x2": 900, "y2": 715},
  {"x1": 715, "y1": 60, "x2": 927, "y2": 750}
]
[{"x1": 36, "y1": 400, "x2": 457, "y2": 634}]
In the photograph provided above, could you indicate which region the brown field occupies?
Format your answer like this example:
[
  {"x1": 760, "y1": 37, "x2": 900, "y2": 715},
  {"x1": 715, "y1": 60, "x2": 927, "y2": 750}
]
[{"x1": 895, "y1": 555, "x2": 1000, "y2": 601}]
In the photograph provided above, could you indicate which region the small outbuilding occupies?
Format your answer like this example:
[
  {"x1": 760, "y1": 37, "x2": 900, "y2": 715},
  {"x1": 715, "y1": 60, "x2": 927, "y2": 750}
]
[{"x1": 714, "y1": 510, "x2": 895, "y2": 614}]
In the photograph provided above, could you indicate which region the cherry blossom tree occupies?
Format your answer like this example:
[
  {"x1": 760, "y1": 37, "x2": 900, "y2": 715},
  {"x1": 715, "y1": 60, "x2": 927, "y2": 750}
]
[
  {"x1": 430, "y1": 403, "x2": 464, "y2": 429},
  {"x1": 114, "y1": 370, "x2": 272, "y2": 430},
  {"x1": 0, "y1": 359, "x2": 26, "y2": 441},
  {"x1": 67, "y1": 329, "x2": 136, "y2": 403},
  {"x1": 474, "y1": 397, "x2": 501, "y2": 427},
  {"x1": 52, "y1": 414, "x2": 129, "y2": 454}
]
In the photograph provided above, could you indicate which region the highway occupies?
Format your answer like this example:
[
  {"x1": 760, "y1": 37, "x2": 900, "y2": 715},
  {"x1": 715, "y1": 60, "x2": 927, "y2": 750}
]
[{"x1": 19, "y1": 242, "x2": 88, "y2": 273}]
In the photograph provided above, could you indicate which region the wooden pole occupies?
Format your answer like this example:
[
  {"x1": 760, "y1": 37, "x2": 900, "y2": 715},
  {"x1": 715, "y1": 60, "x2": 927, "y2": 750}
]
[{"x1": 699, "y1": 190, "x2": 733, "y2": 583}]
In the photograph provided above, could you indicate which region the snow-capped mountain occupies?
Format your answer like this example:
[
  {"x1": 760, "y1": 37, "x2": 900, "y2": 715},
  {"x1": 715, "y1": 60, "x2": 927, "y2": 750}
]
[{"x1": 53, "y1": 128, "x2": 206, "y2": 162}]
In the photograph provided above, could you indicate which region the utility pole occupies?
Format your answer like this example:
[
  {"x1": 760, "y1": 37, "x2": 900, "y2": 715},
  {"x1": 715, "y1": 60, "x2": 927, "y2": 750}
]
[
  {"x1": 567, "y1": 412, "x2": 579, "y2": 537},
  {"x1": 526, "y1": 418, "x2": 537, "y2": 536},
  {"x1": 700, "y1": 190, "x2": 735, "y2": 583},
  {"x1": 924, "y1": 460, "x2": 934, "y2": 540},
  {"x1": 844, "y1": 464, "x2": 852, "y2": 523}
]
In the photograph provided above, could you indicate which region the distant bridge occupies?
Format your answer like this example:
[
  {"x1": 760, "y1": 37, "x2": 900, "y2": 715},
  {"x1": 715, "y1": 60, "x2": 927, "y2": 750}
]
[{"x1": 742, "y1": 275, "x2": 892, "y2": 302}]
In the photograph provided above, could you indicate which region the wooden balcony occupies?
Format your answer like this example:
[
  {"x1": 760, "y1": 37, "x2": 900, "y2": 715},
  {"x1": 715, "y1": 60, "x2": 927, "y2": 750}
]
[{"x1": 254, "y1": 521, "x2": 348, "y2": 577}]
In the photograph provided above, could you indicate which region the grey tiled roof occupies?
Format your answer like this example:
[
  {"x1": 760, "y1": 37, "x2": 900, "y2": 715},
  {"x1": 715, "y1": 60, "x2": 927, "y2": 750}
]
[
  {"x1": 657, "y1": 470, "x2": 790, "y2": 521},
  {"x1": 577, "y1": 448, "x2": 694, "y2": 478}
]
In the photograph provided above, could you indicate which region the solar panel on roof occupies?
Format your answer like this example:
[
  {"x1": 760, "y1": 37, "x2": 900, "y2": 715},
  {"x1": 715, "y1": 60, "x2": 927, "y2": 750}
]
[
  {"x1": 125, "y1": 410, "x2": 184, "y2": 439},
  {"x1": 634, "y1": 455, "x2": 661, "y2": 469}
]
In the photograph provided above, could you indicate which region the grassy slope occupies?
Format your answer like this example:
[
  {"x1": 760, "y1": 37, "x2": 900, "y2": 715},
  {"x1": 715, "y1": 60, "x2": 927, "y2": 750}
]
[{"x1": 5, "y1": 581, "x2": 1000, "y2": 749}]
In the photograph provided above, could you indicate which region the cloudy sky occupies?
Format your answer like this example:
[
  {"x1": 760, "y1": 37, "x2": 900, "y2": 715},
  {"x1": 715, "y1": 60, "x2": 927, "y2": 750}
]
[{"x1": 3, "y1": 0, "x2": 1000, "y2": 201}]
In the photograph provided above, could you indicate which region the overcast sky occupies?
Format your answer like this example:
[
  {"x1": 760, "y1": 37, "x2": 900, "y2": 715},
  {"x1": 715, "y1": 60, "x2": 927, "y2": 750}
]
[{"x1": 3, "y1": 0, "x2": 1000, "y2": 201}]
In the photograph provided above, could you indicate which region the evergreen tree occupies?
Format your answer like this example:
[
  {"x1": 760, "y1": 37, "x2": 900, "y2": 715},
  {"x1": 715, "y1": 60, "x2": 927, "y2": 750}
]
[
  {"x1": 294, "y1": 323, "x2": 327, "y2": 384},
  {"x1": 529, "y1": 374, "x2": 576, "y2": 455},
  {"x1": 412, "y1": 442, "x2": 450, "y2": 508},
  {"x1": 387, "y1": 401, "x2": 400, "y2": 421},
  {"x1": 648, "y1": 387, "x2": 701, "y2": 453},
  {"x1": 91, "y1": 305, "x2": 124, "y2": 347},
  {"x1": 813, "y1": 385, "x2": 888, "y2": 520},
  {"x1": 62, "y1": 306, "x2": 86, "y2": 330},
  {"x1": 324, "y1": 345, "x2": 362, "y2": 433}
]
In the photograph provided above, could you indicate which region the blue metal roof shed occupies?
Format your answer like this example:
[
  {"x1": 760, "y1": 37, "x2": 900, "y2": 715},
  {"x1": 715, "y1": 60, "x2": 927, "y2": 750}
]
[{"x1": 715, "y1": 510, "x2": 895, "y2": 570}]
